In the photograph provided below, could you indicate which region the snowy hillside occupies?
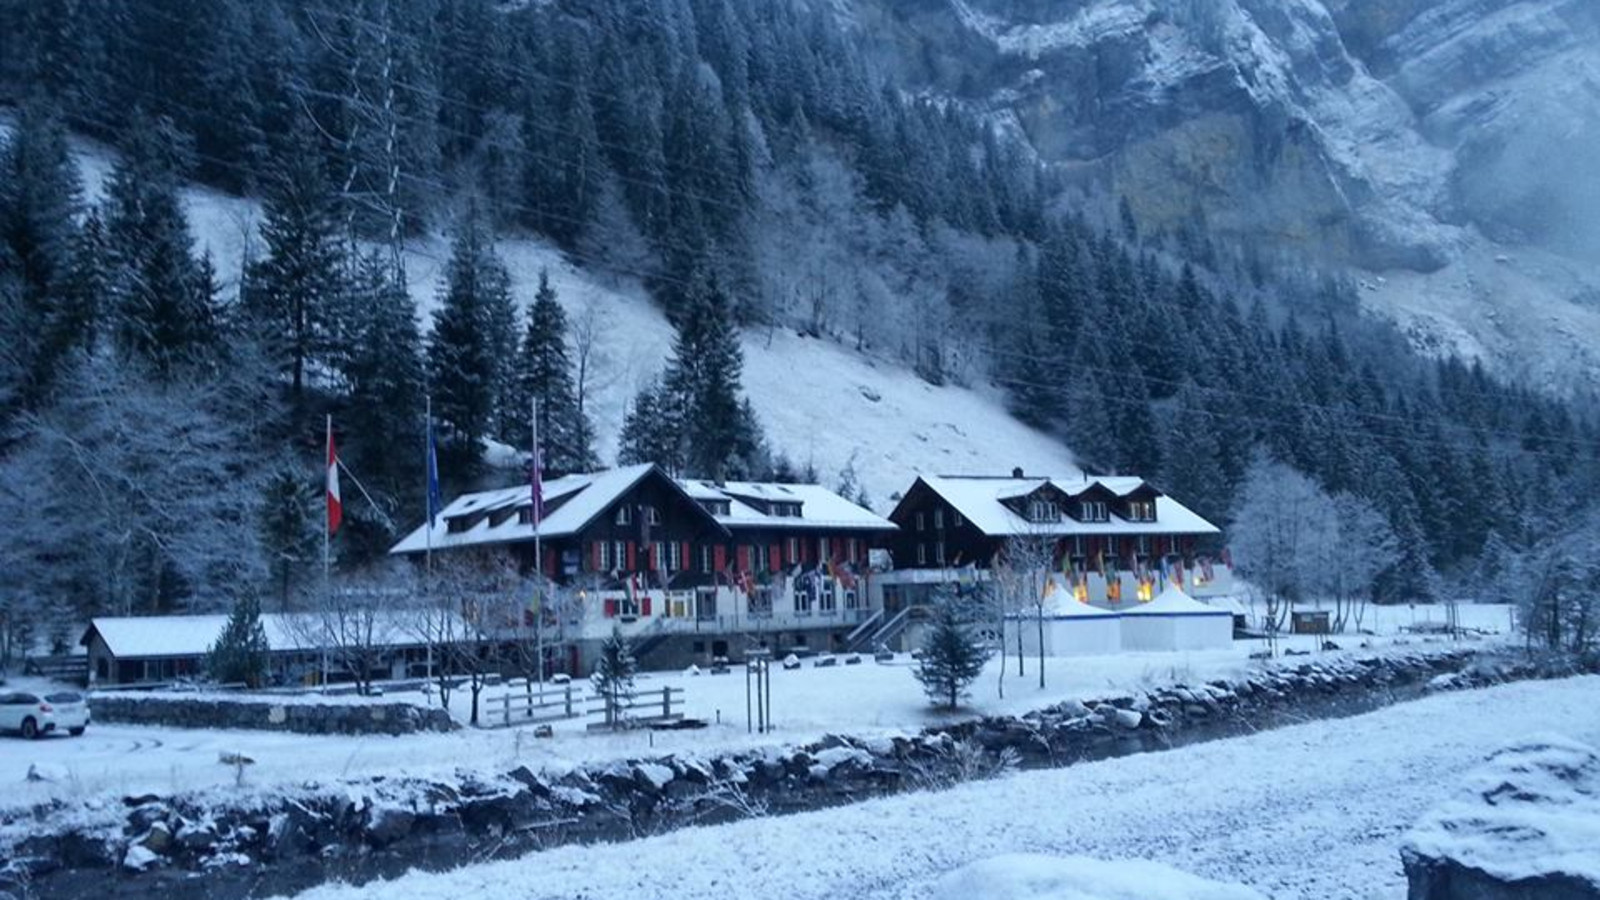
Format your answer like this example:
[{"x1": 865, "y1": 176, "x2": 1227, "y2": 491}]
[
  {"x1": 851, "y1": 0, "x2": 1600, "y2": 394},
  {"x1": 59, "y1": 129, "x2": 1077, "y2": 508}
]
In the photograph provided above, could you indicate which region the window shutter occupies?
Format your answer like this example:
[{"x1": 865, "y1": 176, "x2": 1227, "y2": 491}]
[
  {"x1": 603, "y1": 598, "x2": 617, "y2": 618},
  {"x1": 769, "y1": 543, "x2": 781, "y2": 573},
  {"x1": 680, "y1": 542, "x2": 691, "y2": 572},
  {"x1": 641, "y1": 596, "x2": 652, "y2": 616},
  {"x1": 736, "y1": 545, "x2": 750, "y2": 572},
  {"x1": 591, "y1": 542, "x2": 603, "y2": 571},
  {"x1": 626, "y1": 541, "x2": 637, "y2": 571},
  {"x1": 714, "y1": 545, "x2": 728, "y2": 573}
]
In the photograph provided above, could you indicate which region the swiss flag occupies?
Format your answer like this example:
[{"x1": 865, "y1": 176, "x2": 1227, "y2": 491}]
[{"x1": 327, "y1": 422, "x2": 343, "y2": 535}]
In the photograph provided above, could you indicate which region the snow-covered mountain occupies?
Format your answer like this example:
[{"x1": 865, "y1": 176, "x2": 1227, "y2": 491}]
[
  {"x1": 55, "y1": 131, "x2": 1077, "y2": 509},
  {"x1": 845, "y1": 0, "x2": 1600, "y2": 393}
]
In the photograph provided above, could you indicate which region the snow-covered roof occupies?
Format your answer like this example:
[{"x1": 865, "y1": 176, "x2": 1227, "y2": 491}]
[
  {"x1": 681, "y1": 479, "x2": 895, "y2": 532},
  {"x1": 82, "y1": 612, "x2": 434, "y2": 659},
  {"x1": 391, "y1": 466, "x2": 892, "y2": 556},
  {"x1": 1123, "y1": 586, "x2": 1232, "y2": 617},
  {"x1": 390, "y1": 463, "x2": 676, "y2": 555},
  {"x1": 912, "y1": 474, "x2": 1218, "y2": 537}
]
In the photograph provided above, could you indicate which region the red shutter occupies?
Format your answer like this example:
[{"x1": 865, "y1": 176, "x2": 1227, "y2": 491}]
[
  {"x1": 591, "y1": 542, "x2": 603, "y2": 571},
  {"x1": 641, "y1": 596, "x2": 652, "y2": 616},
  {"x1": 626, "y1": 541, "x2": 637, "y2": 571},
  {"x1": 680, "y1": 541, "x2": 691, "y2": 571},
  {"x1": 736, "y1": 545, "x2": 750, "y2": 572},
  {"x1": 603, "y1": 599, "x2": 617, "y2": 618},
  {"x1": 543, "y1": 548, "x2": 556, "y2": 577},
  {"x1": 769, "y1": 543, "x2": 782, "y2": 573},
  {"x1": 714, "y1": 545, "x2": 728, "y2": 573}
]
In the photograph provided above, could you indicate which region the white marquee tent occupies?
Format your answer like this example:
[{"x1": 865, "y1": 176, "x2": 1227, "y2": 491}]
[
  {"x1": 1008, "y1": 576, "x2": 1124, "y2": 657},
  {"x1": 1119, "y1": 586, "x2": 1234, "y2": 651}
]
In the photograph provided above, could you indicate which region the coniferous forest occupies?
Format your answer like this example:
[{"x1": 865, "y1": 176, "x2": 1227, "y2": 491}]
[{"x1": 1, "y1": 0, "x2": 1597, "y2": 652}]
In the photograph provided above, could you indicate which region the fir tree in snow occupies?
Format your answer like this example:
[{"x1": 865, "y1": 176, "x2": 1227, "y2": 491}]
[
  {"x1": 592, "y1": 625, "x2": 637, "y2": 728},
  {"x1": 241, "y1": 123, "x2": 346, "y2": 397},
  {"x1": 617, "y1": 375, "x2": 686, "y2": 473},
  {"x1": 342, "y1": 253, "x2": 425, "y2": 562},
  {"x1": 663, "y1": 268, "x2": 763, "y2": 480},
  {"x1": 207, "y1": 593, "x2": 270, "y2": 687},
  {"x1": 428, "y1": 214, "x2": 513, "y2": 473},
  {"x1": 0, "y1": 102, "x2": 82, "y2": 415},
  {"x1": 513, "y1": 269, "x2": 596, "y2": 474},
  {"x1": 914, "y1": 590, "x2": 992, "y2": 711},
  {"x1": 102, "y1": 114, "x2": 220, "y2": 380},
  {"x1": 258, "y1": 463, "x2": 316, "y2": 607}
]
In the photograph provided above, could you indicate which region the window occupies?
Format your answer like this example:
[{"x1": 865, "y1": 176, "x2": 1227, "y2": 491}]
[
  {"x1": 1128, "y1": 500, "x2": 1156, "y2": 522},
  {"x1": 645, "y1": 505, "x2": 662, "y2": 525},
  {"x1": 844, "y1": 587, "x2": 859, "y2": 610},
  {"x1": 934, "y1": 541, "x2": 946, "y2": 564},
  {"x1": 751, "y1": 544, "x2": 768, "y2": 572},
  {"x1": 915, "y1": 511, "x2": 926, "y2": 532},
  {"x1": 934, "y1": 508, "x2": 944, "y2": 529},
  {"x1": 953, "y1": 511, "x2": 964, "y2": 527},
  {"x1": 819, "y1": 581, "x2": 837, "y2": 614},
  {"x1": 1028, "y1": 500, "x2": 1060, "y2": 523},
  {"x1": 613, "y1": 540, "x2": 627, "y2": 570},
  {"x1": 700, "y1": 500, "x2": 730, "y2": 516},
  {"x1": 653, "y1": 541, "x2": 678, "y2": 573},
  {"x1": 599, "y1": 541, "x2": 614, "y2": 571},
  {"x1": 614, "y1": 505, "x2": 633, "y2": 526},
  {"x1": 916, "y1": 543, "x2": 928, "y2": 565},
  {"x1": 699, "y1": 544, "x2": 715, "y2": 574},
  {"x1": 772, "y1": 503, "x2": 801, "y2": 518},
  {"x1": 795, "y1": 587, "x2": 812, "y2": 615},
  {"x1": 787, "y1": 537, "x2": 800, "y2": 564},
  {"x1": 1081, "y1": 501, "x2": 1108, "y2": 522},
  {"x1": 1135, "y1": 535, "x2": 1151, "y2": 555}
]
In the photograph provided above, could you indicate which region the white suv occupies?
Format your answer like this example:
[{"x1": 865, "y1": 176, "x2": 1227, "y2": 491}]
[{"x1": 0, "y1": 690, "x2": 90, "y2": 739}]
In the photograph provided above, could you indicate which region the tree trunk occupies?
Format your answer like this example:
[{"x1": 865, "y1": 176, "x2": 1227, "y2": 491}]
[{"x1": 1037, "y1": 607, "x2": 1045, "y2": 689}]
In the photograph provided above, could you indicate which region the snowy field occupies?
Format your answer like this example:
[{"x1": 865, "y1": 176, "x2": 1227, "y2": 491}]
[
  {"x1": 0, "y1": 604, "x2": 1512, "y2": 810},
  {"x1": 283, "y1": 674, "x2": 1600, "y2": 900}
]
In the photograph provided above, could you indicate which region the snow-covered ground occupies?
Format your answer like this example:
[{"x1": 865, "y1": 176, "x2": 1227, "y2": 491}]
[
  {"x1": 23, "y1": 121, "x2": 1077, "y2": 506},
  {"x1": 281, "y1": 674, "x2": 1600, "y2": 900},
  {"x1": 0, "y1": 604, "x2": 1512, "y2": 810}
]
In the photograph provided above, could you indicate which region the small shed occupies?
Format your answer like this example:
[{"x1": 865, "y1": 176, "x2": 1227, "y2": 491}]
[
  {"x1": 1007, "y1": 577, "x2": 1123, "y2": 657},
  {"x1": 1120, "y1": 586, "x2": 1234, "y2": 651}
]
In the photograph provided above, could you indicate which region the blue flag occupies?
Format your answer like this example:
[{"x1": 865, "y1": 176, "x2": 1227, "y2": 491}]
[{"x1": 426, "y1": 415, "x2": 442, "y2": 526}]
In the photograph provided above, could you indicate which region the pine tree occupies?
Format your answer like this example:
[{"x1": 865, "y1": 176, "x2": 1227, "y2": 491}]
[
  {"x1": 242, "y1": 123, "x2": 345, "y2": 397},
  {"x1": 663, "y1": 268, "x2": 761, "y2": 479},
  {"x1": 514, "y1": 269, "x2": 596, "y2": 474},
  {"x1": 617, "y1": 376, "x2": 686, "y2": 472},
  {"x1": 592, "y1": 624, "x2": 636, "y2": 727},
  {"x1": 0, "y1": 103, "x2": 83, "y2": 412},
  {"x1": 258, "y1": 464, "x2": 316, "y2": 607},
  {"x1": 914, "y1": 590, "x2": 992, "y2": 710},
  {"x1": 103, "y1": 114, "x2": 219, "y2": 380},
  {"x1": 428, "y1": 215, "x2": 511, "y2": 473},
  {"x1": 208, "y1": 592, "x2": 270, "y2": 687},
  {"x1": 343, "y1": 253, "x2": 425, "y2": 561}
]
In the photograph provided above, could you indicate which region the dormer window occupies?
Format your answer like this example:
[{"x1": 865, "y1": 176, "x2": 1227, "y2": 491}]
[
  {"x1": 1127, "y1": 500, "x2": 1156, "y2": 522},
  {"x1": 615, "y1": 505, "x2": 633, "y2": 526},
  {"x1": 699, "y1": 499, "x2": 731, "y2": 516},
  {"x1": 1080, "y1": 501, "x2": 1108, "y2": 522},
  {"x1": 770, "y1": 502, "x2": 801, "y2": 518},
  {"x1": 1028, "y1": 500, "x2": 1060, "y2": 523}
]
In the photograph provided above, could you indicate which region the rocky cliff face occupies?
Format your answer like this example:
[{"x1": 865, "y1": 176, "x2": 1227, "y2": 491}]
[{"x1": 846, "y1": 0, "x2": 1600, "y2": 392}]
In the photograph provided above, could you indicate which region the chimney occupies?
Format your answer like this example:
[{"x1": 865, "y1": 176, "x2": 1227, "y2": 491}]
[{"x1": 1011, "y1": 466, "x2": 1024, "y2": 478}]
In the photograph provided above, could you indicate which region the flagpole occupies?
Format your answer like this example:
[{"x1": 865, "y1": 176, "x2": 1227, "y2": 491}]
[
  {"x1": 531, "y1": 395, "x2": 542, "y2": 685},
  {"x1": 325, "y1": 413, "x2": 333, "y2": 583},
  {"x1": 425, "y1": 394, "x2": 433, "y2": 577}
]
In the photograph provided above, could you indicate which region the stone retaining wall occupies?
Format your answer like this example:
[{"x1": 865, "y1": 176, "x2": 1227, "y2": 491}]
[
  {"x1": 8, "y1": 648, "x2": 1584, "y2": 900},
  {"x1": 87, "y1": 694, "x2": 457, "y2": 736}
]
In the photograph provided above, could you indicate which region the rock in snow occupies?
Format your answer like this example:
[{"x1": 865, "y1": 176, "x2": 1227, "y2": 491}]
[
  {"x1": 1402, "y1": 735, "x2": 1600, "y2": 897},
  {"x1": 932, "y1": 854, "x2": 1266, "y2": 900}
]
